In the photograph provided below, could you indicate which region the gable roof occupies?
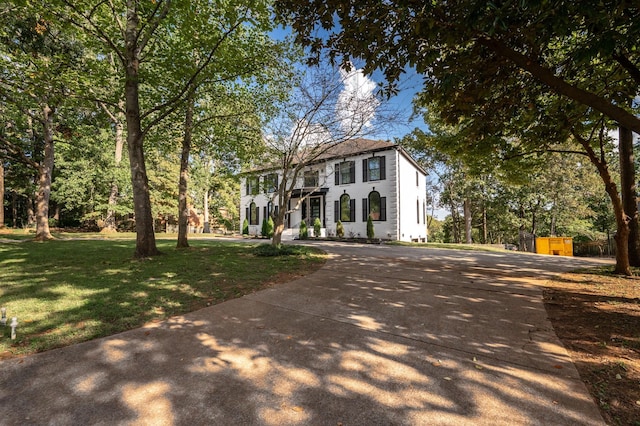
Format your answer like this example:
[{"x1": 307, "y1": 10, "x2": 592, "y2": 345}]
[
  {"x1": 246, "y1": 138, "x2": 426, "y2": 175},
  {"x1": 315, "y1": 138, "x2": 395, "y2": 160}
]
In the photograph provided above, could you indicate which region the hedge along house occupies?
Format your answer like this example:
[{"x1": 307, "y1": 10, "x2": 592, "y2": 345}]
[{"x1": 240, "y1": 138, "x2": 427, "y2": 241}]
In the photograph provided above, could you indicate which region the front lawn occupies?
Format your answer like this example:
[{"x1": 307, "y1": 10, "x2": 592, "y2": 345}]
[{"x1": 0, "y1": 239, "x2": 325, "y2": 358}]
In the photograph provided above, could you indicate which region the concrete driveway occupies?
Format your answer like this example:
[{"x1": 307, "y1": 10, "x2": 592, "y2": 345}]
[{"x1": 0, "y1": 242, "x2": 607, "y2": 425}]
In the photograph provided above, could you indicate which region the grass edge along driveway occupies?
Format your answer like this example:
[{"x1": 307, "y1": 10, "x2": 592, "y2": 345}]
[{"x1": 0, "y1": 239, "x2": 326, "y2": 358}]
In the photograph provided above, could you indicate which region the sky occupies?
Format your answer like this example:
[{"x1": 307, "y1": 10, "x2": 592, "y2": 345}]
[{"x1": 269, "y1": 25, "x2": 428, "y2": 142}]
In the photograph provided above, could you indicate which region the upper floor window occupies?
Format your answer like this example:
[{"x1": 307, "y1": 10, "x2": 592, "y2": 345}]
[
  {"x1": 335, "y1": 193, "x2": 355, "y2": 222},
  {"x1": 362, "y1": 156, "x2": 386, "y2": 182},
  {"x1": 264, "y1": 173, "x2": 278, "y2": 193},
  {"x1": 363, "y1": 191, "x2": 387, "y2": 221},
  {"x1": 246, "y1": 176, "x2": 259, "y2": 195},
  {"x1": 335, "y1": 161, "x2": 355, "y2": 185},
  {"x1": 304, "y1": 170, "x2": 319, "y2": 187}
]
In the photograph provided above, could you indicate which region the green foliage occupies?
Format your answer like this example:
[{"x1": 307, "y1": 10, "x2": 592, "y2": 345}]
[
  {"x1": 313, "y1": 217, "x2": 322, "y2": 237},
  {"x1": 242, "y1": 218, "x2": 249, "y2": 235},
  {"x1": 253, "y1": 243, "x2": 313, "y2": 257},
  {"x1": 366, "y1": 215, "x2": 374, "y2": 239},
  {"x1": 261, "y1": 216, "x2": 274, "y2": 238},
  {"x1": 0, "y1": 239, "x2": 325, "y2": 357},
  {"x1": 336, "y1": 220, "x2": 344, "y2": 238},
  {"x1": 299, "y1": 220, "x2": 308, "y2": 239}
]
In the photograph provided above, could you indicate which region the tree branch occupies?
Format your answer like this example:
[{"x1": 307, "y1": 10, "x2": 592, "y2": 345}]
[{"x1": 477, "y1": 36, "x2": 640, "y2": 134}]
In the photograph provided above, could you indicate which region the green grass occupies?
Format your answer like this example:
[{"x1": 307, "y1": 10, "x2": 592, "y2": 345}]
[
  {"x1": 387, "y1": 241, "x2": 514, "y2": 253},
  {"x1": 0, "y1": 239, "x2": 326, "y2": 357}
]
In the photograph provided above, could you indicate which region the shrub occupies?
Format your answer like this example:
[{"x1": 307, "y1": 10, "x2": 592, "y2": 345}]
[
  {"x1": 299, "y1": 221, "x2": 308, "y2": 239},
  {"x1": 267, "y1": 216, "x2": 274, "y2": 238},
  {"x1": 336, "y1": 220, "x2": 344, "y2": 238},
  {"x1": 261, "y1": 217, "x2": 274, "y2": 238},
  {"x1": 253, "y1": 243, "x2": 306, "y2": 257},
  {"x1": 313, "y1": 217, "x2": 322, "y2": 237},
  {"x1": 366, "y1": 215, "x2": 375, "y2": 239},
  {"x1": 242, "y1": 218, "x2": 249, "y2": 235}
]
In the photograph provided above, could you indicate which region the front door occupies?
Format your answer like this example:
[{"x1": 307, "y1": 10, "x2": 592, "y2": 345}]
[{"x1": 310, "y1": 196, "x2": 322, "y2": 224}]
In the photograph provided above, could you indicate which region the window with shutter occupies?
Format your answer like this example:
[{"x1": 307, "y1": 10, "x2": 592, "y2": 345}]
[{"x1": 340, "y1": 194, "x2": 354, "y2": 222}]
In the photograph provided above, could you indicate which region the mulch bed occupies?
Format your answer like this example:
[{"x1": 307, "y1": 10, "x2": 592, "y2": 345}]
[{"x1": 543, "y1": 270, "x2": 640, "y2": 425}]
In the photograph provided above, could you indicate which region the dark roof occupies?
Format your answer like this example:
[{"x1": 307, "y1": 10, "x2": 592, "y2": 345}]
[
  {"x1": 246, "y1": 138, "x2": 426, "y2": 175},
  {"x1": 315, "y1": 138, "x2": 395, "y2": 160}
]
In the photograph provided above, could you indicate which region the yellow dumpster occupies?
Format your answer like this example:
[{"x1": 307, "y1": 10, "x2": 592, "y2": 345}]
[{"x1": 536, "y1": 237, "x2": 573, "y2": 256}]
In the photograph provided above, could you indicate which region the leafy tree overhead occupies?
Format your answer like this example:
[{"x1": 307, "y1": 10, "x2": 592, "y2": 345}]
[
  {"x1": 47, "y1": 0, "x2": 276, "y2": 257},
  {"x1": 0, "y1": 9, "x2": 85, "y2": 240},
  {"x1": 276, "y1": 0, "x2": 640, "y2": 132}
]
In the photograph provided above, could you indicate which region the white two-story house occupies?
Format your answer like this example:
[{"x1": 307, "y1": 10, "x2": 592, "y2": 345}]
[{"x1": 240, "y1": 138, "x2": 427, "y2": 242}]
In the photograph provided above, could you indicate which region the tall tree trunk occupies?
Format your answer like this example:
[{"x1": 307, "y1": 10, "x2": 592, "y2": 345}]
[
  {"x1": 34, "y1": 104, "x2": 54, "y2": 241},
  {"x1": 463, "y1": 197, "x2": 472, "y2": 243},
  {"x1": 0, "y1": 161, "x2": 4, "y2": 228},
  {"x1": 550, "y1": 206, "x2": 557, "y2": 236},
  {"x1": 449, "y1": 201, "x2": 459, "y2": 243},
  {"x1": 125, "y1": 2, "x2": 158, "y2": 258},
  {"x1": 11, "y1": 191, "x2": 17, "y2": 228},
  {"x1": 104, "y1": 103, "x2": 125, "y2": 233},
  {"x1": 27, "y1": 194, "x2": 35, "y2": 227},
  {"x1": 177, "y1": 91, "x2": 195, "y2": 248},
  {"x1": 619, "y1": 126, "x2": 640, "y2": 266},
  {"x1": 574, "y1": 131, "x2": 631, "y2": 274},
  {"x1": 482, "y1": 201, "x2": 487, "y2": 244}
]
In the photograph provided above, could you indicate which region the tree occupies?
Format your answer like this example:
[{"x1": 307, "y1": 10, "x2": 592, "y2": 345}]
[
  {"x1": 0, "y1": 10, "x2": 84, "y2": 240},
  {"x1": 276, "y1": 0, "x2": 640, "y2": 273},
  {"x1": 276, "y1": 1, "x2": 640, "y2": 132},
  {"x1": 52, "y1": 0, "x2": 274, "y2": 257},
  {"x1": 259, "y1": 64, "x2": 388, "y2": 247}
]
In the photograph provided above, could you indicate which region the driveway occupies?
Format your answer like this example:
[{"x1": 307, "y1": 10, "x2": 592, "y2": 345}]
[{"x1": 0, "y1": 243, "x2": 607, "y2": 425}]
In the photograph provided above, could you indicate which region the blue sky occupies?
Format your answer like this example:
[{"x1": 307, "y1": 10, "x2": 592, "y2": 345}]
[{"x1": 269, "y1": 25, "x2": 428, "y2": 141}]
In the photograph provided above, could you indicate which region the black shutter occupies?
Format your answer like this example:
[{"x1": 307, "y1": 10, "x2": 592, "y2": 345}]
[
  {"x1": 380, "y1": 156, "x2": 386, "y2": 180},
  {"x1": 245, "y1": 207, "x2": 249, "y2": 223},
  {"x1": 245, "y1": 179, "x2": 249, "y2": 195},
  {"x1": 362, "y1": 198, "x2": 368, "y2": 221},
  {"x1": 334, "y1": 200, "x2": 339, "y2": 223},
  {"x1": 362, "y1": 159, "x2": 368, "y2": 182},
  {"x1": 381, "y1": 197, "x2": 387, "y2": 221},
  {"x1": 335, "y1": 163, "x2": 340, "y2": 185},
  {"x1": 256, "y1": 206, "x2": 260, "y2": 225},
  {"x1": 350, "y1": 199, "x2": 356, "y2": 222},
  {"x1": 275, "y1": 205, "x2": 279, "y2": 216},
  {"x1": 349, "y1": 161, "x2": 356, "y2": 183},
  {"x1": 275, "y1": 174, "x2": 279, "y2": 191},
  {"x1": 263, "y1": 206, "x2": 267, "y2": 222}
]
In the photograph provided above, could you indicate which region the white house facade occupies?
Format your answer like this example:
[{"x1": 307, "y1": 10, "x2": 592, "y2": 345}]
[{"x1": 240, "y1": 139, "x2": 427, "y2": 242}]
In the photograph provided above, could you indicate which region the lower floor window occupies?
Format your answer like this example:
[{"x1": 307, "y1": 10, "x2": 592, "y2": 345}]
[
  {"x1": 363, "y1": 191, "x2": 386, "y2": 221},
  {"x1": 335, "y1": 193, "x2": 355, "y2": 222},
  {"x1": 249, "y1": 202, "x2": 259, "y2": 225}
]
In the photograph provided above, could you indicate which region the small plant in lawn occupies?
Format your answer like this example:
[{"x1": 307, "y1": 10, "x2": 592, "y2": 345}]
[
  {"x1": 299, "y1": 221, "x2": 308, "y2": 239},
  {"x1": 336, "y1": 220, "x2": 344, "y2": 238},
  {"x1": 313, "y1": 217, "x2": 322, "y2": 237},
  {"x1": 367, "y1": 215, "x2": 375, "y2": 239},
  {"x1": 242, "y1": 218, "x2": 249, "y2": 235}
]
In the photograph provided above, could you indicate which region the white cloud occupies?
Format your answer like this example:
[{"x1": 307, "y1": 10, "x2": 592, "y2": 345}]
[{"x1": 336, "y1": 62, "x2": 380, "y2": 134}]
